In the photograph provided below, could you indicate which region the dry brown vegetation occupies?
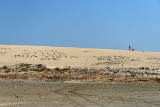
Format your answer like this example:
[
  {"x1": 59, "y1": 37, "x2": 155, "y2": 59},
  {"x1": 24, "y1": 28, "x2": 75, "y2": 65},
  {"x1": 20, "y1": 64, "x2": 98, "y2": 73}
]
[{"x1": 0, "y1": 63, "x2": 159, "y2": 83}]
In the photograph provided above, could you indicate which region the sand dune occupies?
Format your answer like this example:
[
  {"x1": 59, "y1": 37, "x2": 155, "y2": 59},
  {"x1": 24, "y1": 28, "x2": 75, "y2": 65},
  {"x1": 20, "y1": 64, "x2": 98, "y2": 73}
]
[
  {"x1": 0, "y1": 45, "x2": 160, "y2": 82},
  {"x1": 0, "y1": 45, "x2": 160, "y2": 69}
]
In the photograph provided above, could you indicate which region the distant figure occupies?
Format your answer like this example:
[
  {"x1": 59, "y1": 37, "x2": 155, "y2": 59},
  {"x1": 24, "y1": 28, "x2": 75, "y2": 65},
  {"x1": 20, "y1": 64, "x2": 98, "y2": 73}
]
[{"x1": 129, "y1": 45, "x2": 131, "y2": 51}]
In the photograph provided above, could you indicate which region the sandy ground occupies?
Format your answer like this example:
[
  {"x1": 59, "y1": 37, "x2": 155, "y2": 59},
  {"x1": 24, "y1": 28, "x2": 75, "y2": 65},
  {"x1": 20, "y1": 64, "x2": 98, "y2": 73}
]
[
  {"x1": 0, "y1": 45, "x2": 160, "y2": 107},
  {"x1": 1, "y1": 45, "x2": 160, "y2": 70},
  {"x1": 0, "y1": 80, "x2": 160, "y2": 107},
  {"x1": 0, "y1": 45, "x2": 160, "y2": 81}
]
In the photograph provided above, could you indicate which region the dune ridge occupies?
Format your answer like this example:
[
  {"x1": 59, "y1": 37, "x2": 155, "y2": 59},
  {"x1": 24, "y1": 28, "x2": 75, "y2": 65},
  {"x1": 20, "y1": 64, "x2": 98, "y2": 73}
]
[{"x1": 0, "y1": 45, "x2": 160, "y2": 82}]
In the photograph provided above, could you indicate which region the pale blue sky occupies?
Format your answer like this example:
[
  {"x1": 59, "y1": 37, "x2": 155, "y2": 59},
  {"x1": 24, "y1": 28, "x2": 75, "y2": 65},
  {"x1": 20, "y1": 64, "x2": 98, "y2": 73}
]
[{"x1": 0, "y1": 0, "x2": 160, "y2": 52}]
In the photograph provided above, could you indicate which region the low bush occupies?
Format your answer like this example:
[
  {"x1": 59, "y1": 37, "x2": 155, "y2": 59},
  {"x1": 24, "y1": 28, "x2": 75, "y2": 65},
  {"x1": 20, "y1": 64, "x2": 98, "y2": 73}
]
[
  {"x1": 139, "y1": 67, "x2": 149, "y2": 70},
  {"x1": 2, "y1": 65, "x2": 8, "y2": 69},
  {"x1": 5, "y1": 69, "x2": 10, "y2": 73},
  {"x1": 22, "y1": 68, "x2": 28, "y2": 72}
]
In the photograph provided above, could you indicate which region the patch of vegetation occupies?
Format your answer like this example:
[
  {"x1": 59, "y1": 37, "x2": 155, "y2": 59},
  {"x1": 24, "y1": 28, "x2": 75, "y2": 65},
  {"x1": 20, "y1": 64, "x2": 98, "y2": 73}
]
[
  {"x1": 62, "y1": 68, "x2": 70, "y2": 71},
  {"x1": 139, "y1": 67, "x2": 145, "y2": 69},
  {"x1": 139, "y1": 67, "x2": 149, "y2": 70},
  {"x1": 32, "y1": 67, "x2": 47, "y2": 72},
  {"x1": 2, "y1": 65, "x2": 8, "y2": 69},
  {"x1": 46, "y1": 68, "x2": 51, "y2": 71},
  {"x1": 21, "y1": 67, "x2": 28, "y2": 72},
  {"x1": 33, "y1": 69, "x2": 39, "y2": 72},
  {"x1": 5, "y1": 69, "x2": 10, "y2": 73},
  {"x1": 40, "y1": 68, "x2": 45, "y2": 72},
  {"x1": 19, "y1": 63, "x2": 49, "y2": 72},
  {"x1": 114, "y1": 71, "x2": 118, "y2": 74},
  {"x1": 36, "y1": 64, "x2": 43, "y2": 68},
  {"x1": 106, "y1": 67, "x2": 110, "y2": 70},
  {"x1": 55, "y1": 68, "x2": 60, "y2": 71},
  {"x1": 62, "y1": 67, "x2": 71, "y2": 71},
  {"x1": 131, "y1": 73, "x2": 135, "y2": 77},
  {"x1": 1, "y1": 65, "x2": 11, "y2": 73},
  {"x1": 20, "y1": 63, "x2": 31, "y2": 68}
]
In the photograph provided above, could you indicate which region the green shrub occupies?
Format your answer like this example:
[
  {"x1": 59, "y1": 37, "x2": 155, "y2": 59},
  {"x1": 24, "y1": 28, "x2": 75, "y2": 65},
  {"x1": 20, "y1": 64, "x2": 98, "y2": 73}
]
[
  {"x1": 36, "y1": 64, "x2": 43, "y2": 68},
  {"x1": 22, "y1": 67, "x2": 28, "y2": 72},
  {"x1": 139, "y1": 67, "x2": 145, "y2": 69},
  {"x1": 33, "y1": 68, "x2": 45, "y2": 72},
  {"x1": 40, "y1": 68, "x2": 45, "y2": 71},
  {"x1": 33, "y1": 69, "x2": 39, "y2": 71},
  {"x1": 55, "y1": 68, "x2": 60, "y2": 71},
  {"x1": 20, "y1": 63, "x2": 31, "y2": 68},
  {"x1": 5, "y1": 69, "x2": 10, "y2": 73},
  {"x1": 2, "y1": 65, "x2": 8, "y2": 69},
  {"x1": 47, "y1": 68, "x2": 51, "y2": 71},
  {"x1": 106, "y1": 67, "x2": 110, "y2": 70},
  {"x1": 139, "y1": 67, "x2": 149, "y2": 70},
  {"x1": 62, "y1": 68, "x2": 70, "y2": 71}
]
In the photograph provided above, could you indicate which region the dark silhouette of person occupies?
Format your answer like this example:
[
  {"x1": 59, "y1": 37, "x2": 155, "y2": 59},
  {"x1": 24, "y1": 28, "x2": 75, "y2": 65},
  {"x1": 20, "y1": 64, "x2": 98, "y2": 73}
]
[{"x1": 129, "y1": 45, "x2": 131, "y2": 51}]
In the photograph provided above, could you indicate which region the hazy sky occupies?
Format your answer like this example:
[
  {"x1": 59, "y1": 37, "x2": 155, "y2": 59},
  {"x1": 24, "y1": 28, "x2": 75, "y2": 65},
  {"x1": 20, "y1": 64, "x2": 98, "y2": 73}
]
[{"x1": 0, "y1": 0, "x2": 160, "y2": 52}]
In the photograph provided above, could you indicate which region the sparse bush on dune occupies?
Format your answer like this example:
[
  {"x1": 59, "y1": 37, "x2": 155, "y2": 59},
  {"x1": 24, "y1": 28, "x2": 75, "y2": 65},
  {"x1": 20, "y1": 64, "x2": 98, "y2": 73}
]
[
  {"x1": 18, "y1": 63, "x2": 49, "y2": 72},
  {"x1": 55, "y1": 68, "x2": 60, "y2": 71},
  {"x1": 0, "y1": 63, "x2": 159, "y2": 83},
  {"x1": 33, "y1": 68, "x2": 39, "y2": 72},
  {"x1": 2, "y1": 65, "x2": 8, "y2": 69},
  {"x1": 106, "y1": 67, "x2": 110, "y2": 70},
  {"x1": 20, "y1": 63, "x2": 31, "y2": 68},
  {"x1": 139, "y1": 67, "x2": 145, "y2": 69},
  {"x1": 62, "y1": 68, "x2": 70, "y2": 71},
  {"x1": 139, "y1": 67, "x2": 149, "y2": 70},
  {"x1": 5, "y1": 69, "x2": 10, "y2": 73},
  {"x1": 21, "y1": 67, "x2": 28, "y2": 72},
  {"x1": 0, "y1": 65, "x2": 11, "y2": 73},
  {"x1": 36, "y1": 64, "x2": 43, "y2": 68}
]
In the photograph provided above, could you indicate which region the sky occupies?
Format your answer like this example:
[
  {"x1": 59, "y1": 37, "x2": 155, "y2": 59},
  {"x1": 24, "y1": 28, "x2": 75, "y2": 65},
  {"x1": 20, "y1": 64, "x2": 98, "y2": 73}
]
[{"x1": 0, "y1": 0, "x2": 160, "y2": 52}]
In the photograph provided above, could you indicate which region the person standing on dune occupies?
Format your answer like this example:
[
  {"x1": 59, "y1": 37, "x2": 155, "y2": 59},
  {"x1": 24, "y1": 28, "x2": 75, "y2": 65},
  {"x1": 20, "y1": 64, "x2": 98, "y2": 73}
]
[{"x1": 129, "y1": 45, "x2": 131, "y2": 51}]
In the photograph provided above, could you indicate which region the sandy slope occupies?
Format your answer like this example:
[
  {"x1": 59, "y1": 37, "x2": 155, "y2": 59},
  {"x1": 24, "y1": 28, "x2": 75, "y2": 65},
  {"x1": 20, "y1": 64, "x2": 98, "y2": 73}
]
[{"x1": 0, "y1": 45, "x2": 160, "y2": 70}]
